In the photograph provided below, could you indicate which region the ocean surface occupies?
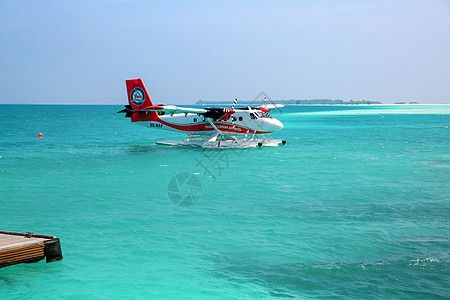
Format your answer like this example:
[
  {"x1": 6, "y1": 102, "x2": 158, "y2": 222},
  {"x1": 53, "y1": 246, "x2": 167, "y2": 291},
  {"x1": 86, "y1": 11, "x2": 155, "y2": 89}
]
[{"x1": 0, "y1": 104, "x2": 449, "y2": 299}]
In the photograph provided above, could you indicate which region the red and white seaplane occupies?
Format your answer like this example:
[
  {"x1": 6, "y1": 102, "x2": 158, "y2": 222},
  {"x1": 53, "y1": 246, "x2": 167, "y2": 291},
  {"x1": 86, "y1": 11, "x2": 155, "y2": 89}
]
[{"x1": 118, "y1": 78, "x2": 286, "y2": 148}]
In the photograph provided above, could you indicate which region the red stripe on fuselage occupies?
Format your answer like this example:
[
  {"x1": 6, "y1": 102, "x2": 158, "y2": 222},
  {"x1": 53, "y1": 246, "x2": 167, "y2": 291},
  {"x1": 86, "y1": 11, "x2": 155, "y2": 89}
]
[{"x1": 148, "y1": 116, "x2": 270, "y2": 134}]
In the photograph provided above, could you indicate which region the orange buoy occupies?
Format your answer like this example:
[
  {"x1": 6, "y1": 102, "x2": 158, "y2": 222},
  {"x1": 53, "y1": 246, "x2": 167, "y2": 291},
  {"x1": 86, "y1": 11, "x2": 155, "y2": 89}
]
[{"x1": 38, "y1": 133, "x2": 43, "y2": 138}]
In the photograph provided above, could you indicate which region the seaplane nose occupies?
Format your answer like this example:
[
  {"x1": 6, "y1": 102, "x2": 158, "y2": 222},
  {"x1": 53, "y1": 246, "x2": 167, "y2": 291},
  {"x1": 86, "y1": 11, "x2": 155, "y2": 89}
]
[
  {"x1": 266, "y1": 118, "x2": 283, "y2": 132},
  {"x1": 274, "y1": 119, "x2": 284, "y2": 131}
]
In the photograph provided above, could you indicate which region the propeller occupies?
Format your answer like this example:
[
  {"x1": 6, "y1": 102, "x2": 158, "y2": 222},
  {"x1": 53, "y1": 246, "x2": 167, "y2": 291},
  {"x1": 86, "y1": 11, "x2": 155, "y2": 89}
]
[
  {"x1": 231, "y1": 98, "x2": 238, "y2": 128},
  {"x1": 231, "y1": 98, "x2": 238, "y2": 110}
]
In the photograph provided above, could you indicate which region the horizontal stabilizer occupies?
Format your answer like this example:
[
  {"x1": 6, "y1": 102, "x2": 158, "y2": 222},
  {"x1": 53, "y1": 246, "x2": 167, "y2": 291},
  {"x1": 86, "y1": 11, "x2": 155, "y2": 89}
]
[{"x1": 117, "y1": 105, "x2": 207, "y2": 117}]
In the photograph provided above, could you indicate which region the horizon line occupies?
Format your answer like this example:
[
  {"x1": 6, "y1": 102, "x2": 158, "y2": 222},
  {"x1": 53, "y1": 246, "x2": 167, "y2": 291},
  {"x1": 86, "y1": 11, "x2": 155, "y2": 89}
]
[{"x1": 2, "y1": 102, "x2": 450, "y2": 106}]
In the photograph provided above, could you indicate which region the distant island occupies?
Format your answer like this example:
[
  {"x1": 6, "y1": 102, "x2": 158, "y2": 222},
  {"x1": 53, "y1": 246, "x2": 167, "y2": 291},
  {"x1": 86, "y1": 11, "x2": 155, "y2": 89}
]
[
  {"x1": 196, "y1": 99, "x2": 382, "y2": 105},
  {"x1": 394, "y1": 102, "x2": 420, "y2": 104}
]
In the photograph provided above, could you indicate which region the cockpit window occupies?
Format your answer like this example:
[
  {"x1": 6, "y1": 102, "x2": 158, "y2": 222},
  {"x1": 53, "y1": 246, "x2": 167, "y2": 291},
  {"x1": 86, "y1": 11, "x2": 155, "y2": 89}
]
[
  {"x1": 250, "y1": 113, "x2": 257, "y2": 119},
  {"x1": 256, "y1": 112, "x2": 272, "y2": 118}
]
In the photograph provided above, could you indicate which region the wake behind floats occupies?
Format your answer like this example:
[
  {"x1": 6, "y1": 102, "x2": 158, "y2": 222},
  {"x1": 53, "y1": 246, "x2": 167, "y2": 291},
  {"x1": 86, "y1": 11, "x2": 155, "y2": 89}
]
[{"x1": 118, "y1": 79, "x2": 286, "y2": 148}]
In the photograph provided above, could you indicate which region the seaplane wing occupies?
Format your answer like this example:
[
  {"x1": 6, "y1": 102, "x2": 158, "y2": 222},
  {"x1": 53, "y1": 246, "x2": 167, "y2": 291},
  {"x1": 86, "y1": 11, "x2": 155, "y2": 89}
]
[
  {"x1": 119, "y1": 104, "x2": 235, "y2": 121},
  {"x1": 119, "y1": 105, "x2": 208, "y2": 114},
  {"x1": 259, "y1": 104, "x2": 285, "y2": 110}
]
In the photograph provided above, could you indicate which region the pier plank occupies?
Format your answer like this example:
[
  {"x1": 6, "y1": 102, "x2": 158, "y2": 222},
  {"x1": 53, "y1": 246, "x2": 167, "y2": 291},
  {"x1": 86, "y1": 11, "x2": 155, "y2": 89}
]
[{"x1": 0, "y1": 233, "x2": 48, "y2": 251}]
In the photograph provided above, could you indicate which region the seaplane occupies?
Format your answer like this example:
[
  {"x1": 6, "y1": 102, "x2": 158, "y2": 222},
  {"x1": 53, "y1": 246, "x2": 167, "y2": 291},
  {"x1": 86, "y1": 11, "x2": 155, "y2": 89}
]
[{"x1": 118, "y1": 78, "x2": 286, "y2": 148}]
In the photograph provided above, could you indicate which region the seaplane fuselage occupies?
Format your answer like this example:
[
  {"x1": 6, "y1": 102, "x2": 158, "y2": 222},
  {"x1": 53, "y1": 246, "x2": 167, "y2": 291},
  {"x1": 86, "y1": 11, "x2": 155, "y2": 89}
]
[{"x1": 137, "y1": 109, "x2": 283, "y2": 136}]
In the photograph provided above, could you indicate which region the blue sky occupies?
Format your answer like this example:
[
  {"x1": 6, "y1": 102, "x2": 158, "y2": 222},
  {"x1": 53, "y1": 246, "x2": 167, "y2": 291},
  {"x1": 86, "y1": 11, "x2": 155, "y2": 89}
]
[{"x1": 1, "y1": 0, "x2": 449, "y2": 104}]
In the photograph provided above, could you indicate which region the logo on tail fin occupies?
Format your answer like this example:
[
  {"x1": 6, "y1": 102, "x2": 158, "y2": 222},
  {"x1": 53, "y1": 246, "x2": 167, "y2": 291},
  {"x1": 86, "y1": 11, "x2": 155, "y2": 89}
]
[{"x1": 130, "y1": 88, "x2": 145, "y2": 106}]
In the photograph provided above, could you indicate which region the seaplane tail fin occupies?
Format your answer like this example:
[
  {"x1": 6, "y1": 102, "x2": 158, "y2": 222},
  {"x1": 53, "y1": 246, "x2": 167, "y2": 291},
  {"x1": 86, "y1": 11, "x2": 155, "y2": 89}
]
[{"x1": 125, "y1": 78, "x2": 158, "y2": 122}]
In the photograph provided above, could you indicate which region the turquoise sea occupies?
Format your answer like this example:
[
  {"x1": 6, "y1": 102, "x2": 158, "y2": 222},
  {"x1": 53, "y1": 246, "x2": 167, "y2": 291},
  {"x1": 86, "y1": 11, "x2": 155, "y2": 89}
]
[{"x1": 0, "y1": 104, "x2": 449, "y2": 299}]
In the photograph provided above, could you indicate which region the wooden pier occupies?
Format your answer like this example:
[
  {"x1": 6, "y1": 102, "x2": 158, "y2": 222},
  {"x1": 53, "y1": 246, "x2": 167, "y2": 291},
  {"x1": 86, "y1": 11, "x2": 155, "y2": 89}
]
[{"x1": 0, "y1": 231, "x2": 62, "y2": 268}]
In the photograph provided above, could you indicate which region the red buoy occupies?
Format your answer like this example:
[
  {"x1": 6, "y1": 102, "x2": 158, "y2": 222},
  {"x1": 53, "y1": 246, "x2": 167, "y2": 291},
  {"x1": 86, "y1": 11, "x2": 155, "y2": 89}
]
[{"x1": 38, "y1": 133, "x2": 43, "y2": 138}]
